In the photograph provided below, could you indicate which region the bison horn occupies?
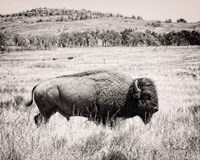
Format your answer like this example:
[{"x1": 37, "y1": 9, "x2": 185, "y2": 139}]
[{"x1": 135, "y1": 79, "x2": 141, "y2": 92}]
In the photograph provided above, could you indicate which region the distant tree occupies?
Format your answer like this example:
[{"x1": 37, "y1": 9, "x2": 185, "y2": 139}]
[
  {"x1": 37, "y1": 19, "x2": 43, "y2": 23},
  {"x1": 18, "y1": 12, "x2": 22, "y2": 16},
  {"x1": 149, "y1": 21, "x2": 161, "y2": 27},
  {"x1": 137, "y1": 16, "x2": 143, "y2": 20},
  {"x1": 121, "y1": 29, "x2": 133, "y2": 46},
  {"x1": 13, "y1": 34, "x2": 28, "y2": 46},
  {"x1": 165, "y1": 19, "x2": 172, "y2": 23},
  {"x1": 189, "y1": 30, "x2": 200, "y2": 45},
  {"x1": 109, "y1": 30, "x2": 121, "y2": 46},
  {"x1": 131, "y1": 15, "x2": 136, "y2": 19},
  {"x1": 49, "y1": 12, "x2": 53, "y2": 16},
  {"x1": 151, "y1": 31, "x2": 158, "y2": 38},
  {"x1": 0, "y1": 32, "x2": 8, "y2": 53},
  {"x1": 115, "y1": 13, "x2": 119, "y2": 17},
  {"x1": 59, "y1": 16, "x2": 64, "y2": 21},
  {"x1": 177, "y1": 18, "x2": 187, "y2": 23},
  {"x1": 145, "y1": 29, "x2": 152, "y2": 34},
  {"x1": 108, "y1": 13, "x2": 113, "y2": 17},
  {"x1": 99, "y1": 31, "x2": 110, "y2": 47}
]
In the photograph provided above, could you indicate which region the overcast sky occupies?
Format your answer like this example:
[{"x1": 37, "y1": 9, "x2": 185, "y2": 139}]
[{"x1": 0, "y1": 0, "x2": 200, "y2": 22}]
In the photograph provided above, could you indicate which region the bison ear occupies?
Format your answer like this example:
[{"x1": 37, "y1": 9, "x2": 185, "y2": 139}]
[
  {"x1": 142, "y1": 78, "x2": 152, "y2": 86},
  {"x1": 130, "y1": 79, "x2": 141, "y2": 99}
]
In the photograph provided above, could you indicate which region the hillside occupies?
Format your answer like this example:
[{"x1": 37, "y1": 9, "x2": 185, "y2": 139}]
[
  {"x1": 0, "y1": 8, "x2": 200, "y2": 52},
  {"x1": 1, "y1": 8, "x2": 200, "y2": 36},
  {"x1": 1, "y1": 17, "x2": 200, "y2": 36}
]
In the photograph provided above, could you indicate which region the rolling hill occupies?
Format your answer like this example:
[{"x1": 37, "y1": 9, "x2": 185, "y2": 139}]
[
  {"x1": 1, "y1": 8, "x2": 200, "y2": 36},
  {"x1": 0, "y1": 8, "x2": 200, "y2": 52}
]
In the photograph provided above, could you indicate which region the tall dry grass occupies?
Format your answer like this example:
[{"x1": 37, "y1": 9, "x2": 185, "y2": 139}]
[{"x1": 0, "y1": 46, "x2": 200, "y2": 160}]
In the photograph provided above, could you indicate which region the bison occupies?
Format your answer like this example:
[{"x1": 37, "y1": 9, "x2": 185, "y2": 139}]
[{"x1": 25, "y1": 70, "x2": 158, "y2": 126}]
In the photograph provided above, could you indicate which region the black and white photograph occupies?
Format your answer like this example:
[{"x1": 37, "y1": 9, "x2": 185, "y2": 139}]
[{"x1": 0, "y1": 0, "x2": 200, "y2": 159}]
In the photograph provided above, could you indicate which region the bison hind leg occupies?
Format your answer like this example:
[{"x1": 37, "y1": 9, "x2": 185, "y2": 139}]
[
  {"x1": 100, "y1": 117, "x2": 116, "y2": 127},
  {"x1": 95, "y1": 117, "x2": 111, "y2": 126},
  {"x1": 34, "y1": 96, "x2": 57, "y2": 127}
]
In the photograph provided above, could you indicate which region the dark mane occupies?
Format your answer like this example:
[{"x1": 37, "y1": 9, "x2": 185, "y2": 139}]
[{"x1": 138, "y1": 78, "x2": 158, "y2": 110}]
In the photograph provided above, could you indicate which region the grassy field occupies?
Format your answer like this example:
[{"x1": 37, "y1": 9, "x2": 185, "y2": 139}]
[{"x1": 0, "y1": 46, "x2": 200, "y2": 160}]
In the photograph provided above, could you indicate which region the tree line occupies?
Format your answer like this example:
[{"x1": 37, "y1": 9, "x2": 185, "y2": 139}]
[
  {"x1": 1, "y1": 29, "x2": 200, "y2": 53},
  {"x1": 147, "y1": 30, "x2": 200, "y2": 46},
  {"x1": 0, "y1": 8, "x2": 141, "y2": 23},
  {"x1": 1, "y1": 7, "x2": 191, "y2": 25}
]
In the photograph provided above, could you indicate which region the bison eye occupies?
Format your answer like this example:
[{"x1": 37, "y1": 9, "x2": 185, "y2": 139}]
[{"x1": 141, "y1": 93, "x2": 150, "y2": 100}]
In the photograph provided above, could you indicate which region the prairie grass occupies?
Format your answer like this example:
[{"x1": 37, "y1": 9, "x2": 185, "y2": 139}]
[{"x1": 0, "y1": 46, "x2": 200, "y2": 160}]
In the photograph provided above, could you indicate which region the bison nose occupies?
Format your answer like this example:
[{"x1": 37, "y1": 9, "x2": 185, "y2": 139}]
[{"x1": 153, "y1": 108, "x2": 158, "y2": 112}]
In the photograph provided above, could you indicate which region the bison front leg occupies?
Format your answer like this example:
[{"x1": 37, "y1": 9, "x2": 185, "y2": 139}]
[{"x1": 34, "y1": 113, "x2": 47, "y2": 127}]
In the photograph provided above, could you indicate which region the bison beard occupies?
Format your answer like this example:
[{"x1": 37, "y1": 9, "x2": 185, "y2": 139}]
[{"x1": 25, "y1": 70, "x2": 158, "y2": 127}]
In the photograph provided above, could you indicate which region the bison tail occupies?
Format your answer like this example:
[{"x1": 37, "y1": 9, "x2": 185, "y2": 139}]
[{"x1": 25, "y1": 85, "x2": 37, "y2": 107}]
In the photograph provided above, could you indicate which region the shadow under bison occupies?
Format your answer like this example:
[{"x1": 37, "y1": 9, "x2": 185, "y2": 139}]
[{"x1": 25, "y1": 69, "x2": 158, "y2": 127}]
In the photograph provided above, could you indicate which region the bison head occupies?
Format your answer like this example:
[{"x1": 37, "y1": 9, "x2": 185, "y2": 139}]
[{"x1": 130, "y1": 78, "x2": 158, "y2": 124}]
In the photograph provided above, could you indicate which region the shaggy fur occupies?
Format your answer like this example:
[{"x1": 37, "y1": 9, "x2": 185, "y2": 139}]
[{"x1": 25, "y1": 70, "x2": 158, "y2": 126}]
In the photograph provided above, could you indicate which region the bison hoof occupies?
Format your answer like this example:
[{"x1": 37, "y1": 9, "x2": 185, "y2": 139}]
[{"x1": 34, "y1": 114, "x2": 46, "y2": 127}]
